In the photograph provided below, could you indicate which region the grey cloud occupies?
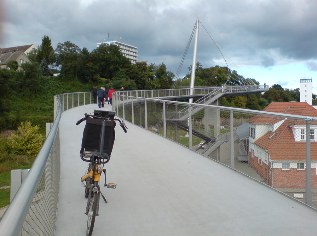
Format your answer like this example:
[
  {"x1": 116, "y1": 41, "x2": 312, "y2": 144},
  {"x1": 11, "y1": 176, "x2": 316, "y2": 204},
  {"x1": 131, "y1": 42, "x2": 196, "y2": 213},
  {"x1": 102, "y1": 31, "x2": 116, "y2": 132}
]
[
  {"x1": 307, "y1": 61, "x2": 317, "y2": 71},
  {"x1": 1, "y1": 0, "x2": 317, "y2": 76}
]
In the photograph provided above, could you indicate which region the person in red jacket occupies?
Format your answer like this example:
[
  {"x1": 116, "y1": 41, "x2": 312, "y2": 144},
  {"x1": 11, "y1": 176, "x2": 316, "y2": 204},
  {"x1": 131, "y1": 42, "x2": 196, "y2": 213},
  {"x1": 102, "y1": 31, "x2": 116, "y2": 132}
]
[{"x1": 107, "y1": 87, "x2": 116, "y2": 105}]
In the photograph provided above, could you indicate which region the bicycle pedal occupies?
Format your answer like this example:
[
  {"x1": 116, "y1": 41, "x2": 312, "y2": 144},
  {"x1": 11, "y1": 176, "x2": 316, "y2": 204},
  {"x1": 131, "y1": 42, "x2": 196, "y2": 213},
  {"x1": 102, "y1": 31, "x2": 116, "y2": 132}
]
[{"x1": 106, "y1": 183, "x2": 117, "y2": 189}]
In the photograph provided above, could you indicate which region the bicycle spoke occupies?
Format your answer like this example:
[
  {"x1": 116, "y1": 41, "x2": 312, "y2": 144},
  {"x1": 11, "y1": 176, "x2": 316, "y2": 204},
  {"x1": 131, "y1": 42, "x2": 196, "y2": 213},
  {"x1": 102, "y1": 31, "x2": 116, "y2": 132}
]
[{"x1": 86, "y1": 189, "x2": 98, "y2": 236}]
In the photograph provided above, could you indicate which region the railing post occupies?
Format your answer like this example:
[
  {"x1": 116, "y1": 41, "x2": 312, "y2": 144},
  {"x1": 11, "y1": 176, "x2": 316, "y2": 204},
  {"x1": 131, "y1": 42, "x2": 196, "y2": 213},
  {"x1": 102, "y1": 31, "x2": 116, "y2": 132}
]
[
  {"x1": 66, "y1": 94, "x2": 69, "y2": 110},
  {"x1": 163, "y1": 101, "x2": 166, "y2": 138},
  {"x1": 305, "y1": 118, "x2": 312, "y2": 206},
  {"x1": 189, "y1": 107, "x2": 193, "y2": 149},
  {"x1": 77, "y1": 93, "x2": 79, "y2": 107},
  {"x1": 72, "y1": 93, "x2": 74, "y2": 108},
  {"x1": 132, "y1": 98, "x2": 135, "y2": 124},
  {"x1": 123, "y1": 95, "x2": 126, "y2": 120},
  {"x1": 144, "y1": 98, "x2": 148, "y2": 130},
  {"x1": 174, "y1": 104, "x2": 178, "y2": 141},
  {"x1": 54, "y1": 96, "x2": 57, "y2": 119},
  {"x1": 116, "y1": 93, "x2": 119, "y2": 113},
  {"x1": 84, "y1": 92, "x2": 86, "y2": 105},
  {"x1": 230, "y1": 110, "x2": 235, "y2": 168}
]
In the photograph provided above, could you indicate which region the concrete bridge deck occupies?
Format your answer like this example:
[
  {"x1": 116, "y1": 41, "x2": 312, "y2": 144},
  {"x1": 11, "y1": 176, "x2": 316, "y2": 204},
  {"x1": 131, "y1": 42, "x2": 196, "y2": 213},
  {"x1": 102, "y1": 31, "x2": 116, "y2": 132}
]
[{"x1": 55, "y1": 104, "x2": 317, "y2": 236}]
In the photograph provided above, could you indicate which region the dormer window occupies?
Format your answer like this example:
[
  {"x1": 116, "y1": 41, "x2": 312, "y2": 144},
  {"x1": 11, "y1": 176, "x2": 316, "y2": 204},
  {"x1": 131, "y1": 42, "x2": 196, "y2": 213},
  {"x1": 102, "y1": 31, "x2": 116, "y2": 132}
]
[
  {"x1": 299, "y1": 128, "x2": 314, "y2": 141},
  {"x1": 300, "y1": 129, "x2": 305, "y2": 140}
]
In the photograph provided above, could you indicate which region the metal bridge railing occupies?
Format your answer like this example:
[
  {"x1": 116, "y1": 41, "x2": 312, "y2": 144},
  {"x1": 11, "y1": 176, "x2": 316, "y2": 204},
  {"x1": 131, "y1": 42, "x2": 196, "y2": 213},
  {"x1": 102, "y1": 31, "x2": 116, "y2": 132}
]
[
  {"x1": 113, "y1": 91, "x2": 317, "y2": 209},
  {"x1": 0, "y1": 92, "x2": 92, "y2": 236},
  {"x1": 114, "y1": 85, "x2": 268, "y2": 101}
]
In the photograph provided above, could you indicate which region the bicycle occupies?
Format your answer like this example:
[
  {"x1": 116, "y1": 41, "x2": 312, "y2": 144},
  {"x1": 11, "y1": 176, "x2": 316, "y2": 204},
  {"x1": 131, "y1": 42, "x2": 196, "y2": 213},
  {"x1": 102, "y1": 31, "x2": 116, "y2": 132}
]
[{"x1": 76, "y1": 110, "x2": 127, "y2": 236}]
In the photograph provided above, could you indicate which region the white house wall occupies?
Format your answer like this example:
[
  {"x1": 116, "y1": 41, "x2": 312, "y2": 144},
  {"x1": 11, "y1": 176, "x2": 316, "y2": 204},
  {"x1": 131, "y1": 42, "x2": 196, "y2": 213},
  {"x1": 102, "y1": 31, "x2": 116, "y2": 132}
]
[
  {"x1": 293, "y1": 125, "x2": 317, "y2": 142},
  {"x1": 272, "y1": 119, "x2": 286, "y2": 132},
  {"x1": 249, "y1": 124, "x2": 271, "y2": 142},
  {"x1": 250, "y1": 143, "x2": 269, "y2": 165}
]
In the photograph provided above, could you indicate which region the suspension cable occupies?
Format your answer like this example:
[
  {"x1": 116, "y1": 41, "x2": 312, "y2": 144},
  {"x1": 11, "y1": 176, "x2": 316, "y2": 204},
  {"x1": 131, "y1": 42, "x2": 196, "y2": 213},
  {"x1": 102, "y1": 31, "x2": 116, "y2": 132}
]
[
  {"x1": 199, "y1": 21, "x2": 233, "y2": 86},
  {"x1": 175, "y1": 22, "x2": 197, "y2": 81},
  {"x1": 175, "y1": 20, "x2": 256, "y2": 87}
]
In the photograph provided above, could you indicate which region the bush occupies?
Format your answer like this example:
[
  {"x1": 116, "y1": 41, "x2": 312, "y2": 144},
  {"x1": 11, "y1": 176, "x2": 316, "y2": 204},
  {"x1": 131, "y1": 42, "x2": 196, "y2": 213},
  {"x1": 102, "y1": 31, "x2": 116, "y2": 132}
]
[{"x1": 6, "y1": 121, "x2": 45, "y2": 158}]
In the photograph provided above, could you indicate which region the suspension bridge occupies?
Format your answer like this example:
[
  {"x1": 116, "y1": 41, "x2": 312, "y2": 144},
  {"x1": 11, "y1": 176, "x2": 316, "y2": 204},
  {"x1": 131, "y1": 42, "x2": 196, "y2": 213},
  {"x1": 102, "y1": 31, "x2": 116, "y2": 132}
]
[
  {"x1": 1, "y1": 20, "x2": 317, "y2": 235},
  {"x1": 0, "y1": 89, "x2": 317, "y2": 236}
]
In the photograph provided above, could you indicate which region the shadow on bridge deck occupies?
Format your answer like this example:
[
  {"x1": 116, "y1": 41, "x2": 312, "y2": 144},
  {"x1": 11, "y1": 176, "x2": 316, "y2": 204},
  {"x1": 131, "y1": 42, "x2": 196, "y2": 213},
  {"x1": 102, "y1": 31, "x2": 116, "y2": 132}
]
[{"x1": 55, "y1": 104, "x2": 317, "y2": 236}]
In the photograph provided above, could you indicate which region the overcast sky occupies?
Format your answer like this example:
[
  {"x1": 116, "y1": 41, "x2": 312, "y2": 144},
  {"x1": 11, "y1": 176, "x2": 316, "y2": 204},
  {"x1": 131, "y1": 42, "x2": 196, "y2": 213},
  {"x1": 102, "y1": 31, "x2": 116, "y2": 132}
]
[{"x1": 1, "y1": 0, "x2": 317, "y2": 91}]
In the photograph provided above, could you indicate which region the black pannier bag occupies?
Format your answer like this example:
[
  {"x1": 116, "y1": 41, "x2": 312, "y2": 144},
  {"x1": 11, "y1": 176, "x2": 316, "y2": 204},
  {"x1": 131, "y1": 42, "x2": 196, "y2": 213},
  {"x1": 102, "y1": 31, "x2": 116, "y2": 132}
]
[{"x1": 81, "y1": 116, "x2": 116, "y2": 156}]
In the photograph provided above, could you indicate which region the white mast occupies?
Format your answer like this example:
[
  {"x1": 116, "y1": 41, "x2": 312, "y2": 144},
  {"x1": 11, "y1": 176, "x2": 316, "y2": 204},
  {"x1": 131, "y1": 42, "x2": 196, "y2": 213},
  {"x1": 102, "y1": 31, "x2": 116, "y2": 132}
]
[{"x1": 189, "y1": 19, "x2": 199, "y2": 103}]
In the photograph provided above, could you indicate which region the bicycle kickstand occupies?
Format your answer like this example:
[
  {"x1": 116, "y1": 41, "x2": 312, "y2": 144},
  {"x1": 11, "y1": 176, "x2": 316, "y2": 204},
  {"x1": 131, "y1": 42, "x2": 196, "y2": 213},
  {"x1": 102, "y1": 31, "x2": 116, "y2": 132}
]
[
  {"x1": 100, "y1": 191, "x2": 108, "y2": 203},
  {"x1": 103, "y1": 169, "x2": 107, "y2": 187}
]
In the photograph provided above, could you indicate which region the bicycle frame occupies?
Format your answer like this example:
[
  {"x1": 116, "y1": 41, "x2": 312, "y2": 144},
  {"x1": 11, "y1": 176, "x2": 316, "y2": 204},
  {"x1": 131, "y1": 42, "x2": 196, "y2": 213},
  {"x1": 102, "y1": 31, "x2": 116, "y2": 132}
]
[
  {"x1": 83, "y1": 155, "x2": 104, "y2": 236},
  {"x1": 77, "y1": 110, "x2": 127, "y2": 236}
]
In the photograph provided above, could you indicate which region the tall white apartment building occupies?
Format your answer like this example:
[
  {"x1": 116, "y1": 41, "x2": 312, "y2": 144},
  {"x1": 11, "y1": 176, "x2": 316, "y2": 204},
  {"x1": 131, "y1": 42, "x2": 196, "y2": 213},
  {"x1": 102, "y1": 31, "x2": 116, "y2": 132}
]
[
  {"x1": 97, "y1": 41, "x2": 138, "y2": 64},
  {"x1": 300, "y1": 78, "x2": 312, "y2": 105}
]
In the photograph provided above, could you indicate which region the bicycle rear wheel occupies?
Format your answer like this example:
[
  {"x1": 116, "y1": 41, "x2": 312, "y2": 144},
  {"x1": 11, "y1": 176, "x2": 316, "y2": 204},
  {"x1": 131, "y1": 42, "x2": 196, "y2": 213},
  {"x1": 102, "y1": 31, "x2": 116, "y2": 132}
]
[{"x1": 86, "y1": 191, "x2": 98, "y2": 236}]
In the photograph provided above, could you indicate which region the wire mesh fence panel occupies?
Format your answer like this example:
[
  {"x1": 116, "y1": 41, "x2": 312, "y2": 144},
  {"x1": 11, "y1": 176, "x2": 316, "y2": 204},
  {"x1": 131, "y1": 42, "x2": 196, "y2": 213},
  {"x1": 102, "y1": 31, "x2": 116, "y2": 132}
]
[
  {"x1": 132, "y1": 100, "x2": 146, "y2": 128},
  {"x1": 123, "y1": 100, "x2": 133, "y2": 124},
  {"x1": 20, "y1": 130, "x2": 60, "y2": 236},
  {"x1": 112, "y1": 91, "x2": 317, "y2": 209},
  {"x1": 147, "y1": 100, "x2": 164, "y2": 136}
]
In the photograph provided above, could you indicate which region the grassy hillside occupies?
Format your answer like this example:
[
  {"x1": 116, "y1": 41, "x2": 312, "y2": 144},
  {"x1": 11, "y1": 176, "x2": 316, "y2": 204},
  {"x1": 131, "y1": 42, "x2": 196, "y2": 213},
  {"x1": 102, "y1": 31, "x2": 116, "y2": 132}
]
[
  {"x1": 7, "y1": 77, "x2": 93, "y2": 132},
  {"x1": 0, "y1": 77, "x2": 93, "y2": 207}
]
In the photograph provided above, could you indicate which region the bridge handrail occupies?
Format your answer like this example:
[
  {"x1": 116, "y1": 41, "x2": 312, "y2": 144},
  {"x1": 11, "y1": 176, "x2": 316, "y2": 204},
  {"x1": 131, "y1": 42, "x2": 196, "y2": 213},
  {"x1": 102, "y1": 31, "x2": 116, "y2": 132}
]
[
  {"x1": 0, "y1": 92, "x2": 92, "y2": 236},
  {"x1": 115, "y1": 85, "x2": 268, "y2": 99},
  {"x1": 0, "y1": 96, "x2": 62, "y2": 235}
]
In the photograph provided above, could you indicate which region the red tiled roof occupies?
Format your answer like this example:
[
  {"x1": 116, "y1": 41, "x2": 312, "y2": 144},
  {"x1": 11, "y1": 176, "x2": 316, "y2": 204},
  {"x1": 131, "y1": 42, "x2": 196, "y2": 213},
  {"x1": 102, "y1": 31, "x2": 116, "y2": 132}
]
[
  {"x1": 254, "y1": 121, "x2": 317, "y2": 161},
  {"x1": 250, "y1": 102, "x2": 317, "y2": 125},
  {"x1": 253, "y1": 102, "x2": 317, "y2": 161}
]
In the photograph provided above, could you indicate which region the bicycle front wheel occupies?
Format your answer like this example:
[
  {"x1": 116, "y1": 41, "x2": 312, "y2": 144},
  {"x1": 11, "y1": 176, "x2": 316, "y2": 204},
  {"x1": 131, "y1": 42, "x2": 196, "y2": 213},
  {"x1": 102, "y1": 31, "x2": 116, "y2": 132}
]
[{"x1": 86, "y1": 192, "x2": 98, "y2": 236}]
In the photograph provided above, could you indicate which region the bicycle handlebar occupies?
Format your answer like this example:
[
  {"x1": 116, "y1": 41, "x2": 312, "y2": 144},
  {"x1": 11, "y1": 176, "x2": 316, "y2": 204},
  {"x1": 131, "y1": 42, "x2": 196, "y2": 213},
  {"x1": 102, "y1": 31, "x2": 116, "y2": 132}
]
[{"x1": 76, "y1": 115, "x2": 87, "y2": 125}]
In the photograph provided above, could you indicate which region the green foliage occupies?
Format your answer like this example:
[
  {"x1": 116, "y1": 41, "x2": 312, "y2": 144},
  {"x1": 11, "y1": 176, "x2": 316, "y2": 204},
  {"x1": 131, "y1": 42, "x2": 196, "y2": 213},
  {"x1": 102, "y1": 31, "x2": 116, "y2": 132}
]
[
  {"x1": 0, "y1": 188, "x2": 10, "y2": 208},
  {"x1": 6, "y1": 121, "x2": 44, "y2": 158},
  {"x1": 263, "y1": 84, "x2": 300, "y2": 103},
  {"x1": 55, "y1": 41, "x2": 82, "y2": 80},
  {"x1": 20, "y1": 62, "x2": 41, "y2": 94},
  {"x1": 0, "y1": 69, "x2": 11, "y2": 113},
  {"x1": 37, "y1": 35, "x2": 55, "y2": 65},
  {"x1": 7, "y1": 61, "x2": 19, "y2": 71}
]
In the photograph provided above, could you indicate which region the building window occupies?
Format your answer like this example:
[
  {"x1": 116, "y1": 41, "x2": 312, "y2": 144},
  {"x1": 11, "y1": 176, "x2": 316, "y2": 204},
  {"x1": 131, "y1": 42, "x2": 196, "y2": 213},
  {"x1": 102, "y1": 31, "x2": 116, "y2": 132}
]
[
  {"x1": 310, "y1": 129, "x2": 314, "y2": 140},
  {"x1": 297, "y1": 163, "x2": 305, "y2": 170},
  {"x1": 249, "y1": 127, "x2": 255, "y2": 139},
  {"x1": 282, "y1": 163, "x2": 290, "y2": 170},
  {"x1": 294, "y1": 193, "x2": 304, "y2": 199},
  {"x1": 300, "y1": 129, "x2": 315, "y2": 141},
  {"x1": 300, "y1": 129, "x2": 305, "y2": 140}
]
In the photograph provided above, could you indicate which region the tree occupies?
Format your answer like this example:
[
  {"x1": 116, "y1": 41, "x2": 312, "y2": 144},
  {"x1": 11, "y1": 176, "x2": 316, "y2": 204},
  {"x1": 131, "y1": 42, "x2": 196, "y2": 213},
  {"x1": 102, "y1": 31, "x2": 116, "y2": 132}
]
[
  {"x1": 0, "y1": 69, "x2": 11, "y2": 128},
  {"x1": 37, "y1": 35, "x2": 55, "y2": 66},
  {"x1": 7, "y1": 61, "x2": 19, "y2": 71},
  {"x1": 55, "y1": 41, "x2": 82, "y2": 79},
  {"x1": 77, "y1": 47, "x2": 96, "y2": 82},
  {"x1": 90, "y1": 44, "x2": 130, "y2": 79},
  {"x1": 20, "y1": 62, "x2": 41, "y2": 94},
  {"x1": 154, "y1": 63, "x2": 174, "y2": 89},
  {"x1": 7, "y1": 121, "x2": 44, "y2": 158},
  {"x1": 262, "y1": 84, "x2": 301, "y2": 103}
]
